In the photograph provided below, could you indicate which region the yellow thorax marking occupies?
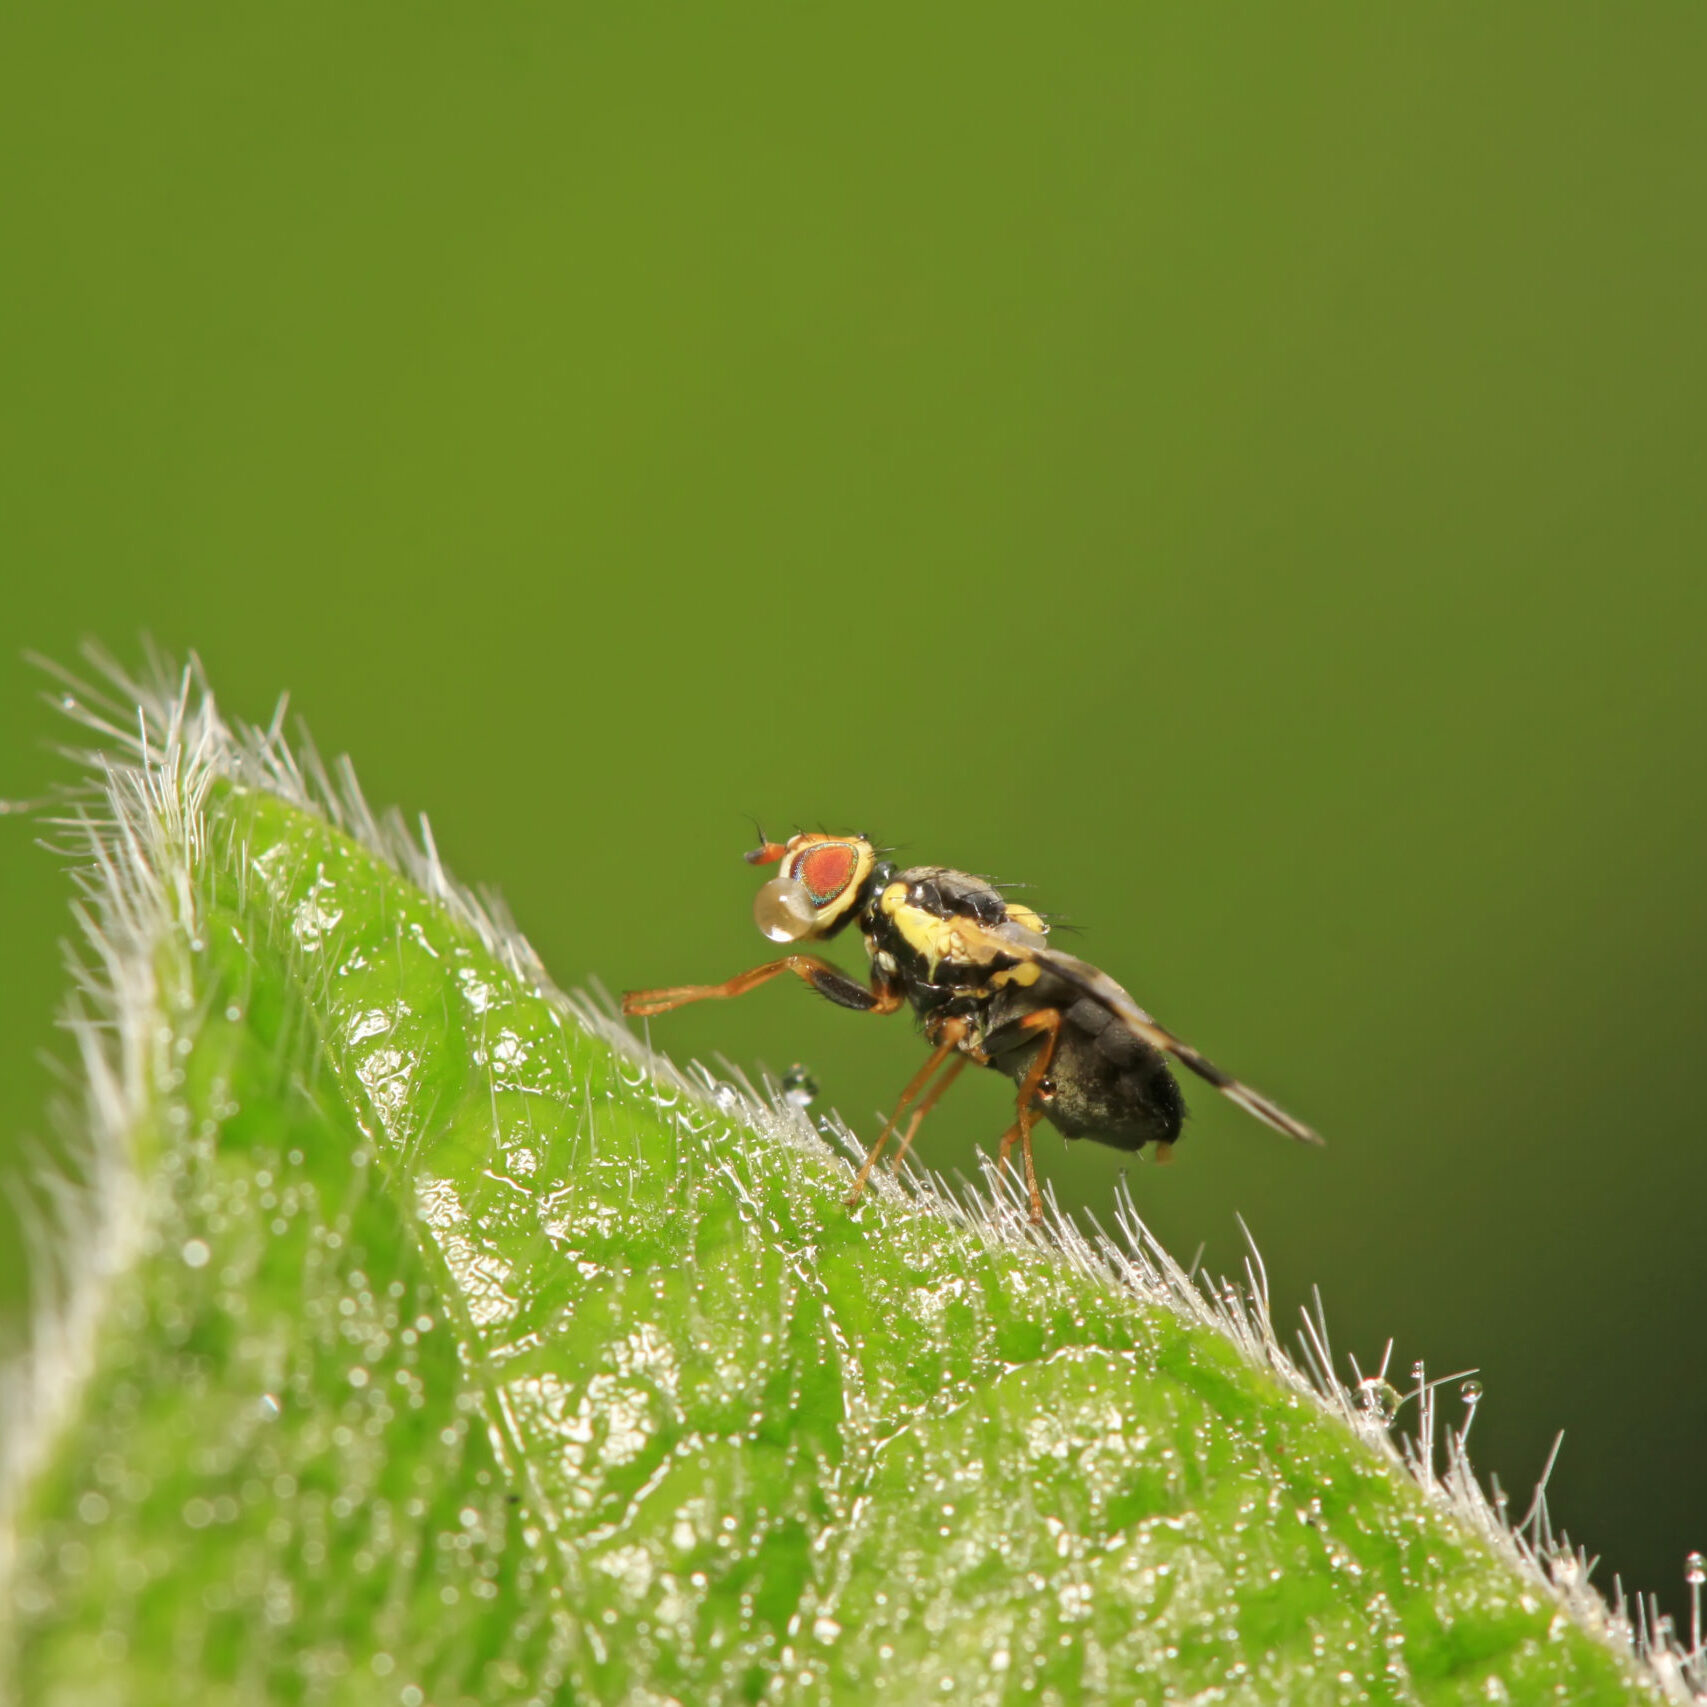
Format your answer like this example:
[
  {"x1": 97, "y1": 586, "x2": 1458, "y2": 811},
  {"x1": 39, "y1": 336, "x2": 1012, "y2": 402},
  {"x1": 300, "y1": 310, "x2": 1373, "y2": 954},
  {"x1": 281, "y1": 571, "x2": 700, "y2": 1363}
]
[
  {"x1": 1005, "y1": 902, "x2": 1046, "y2": 936},
  {"x1": 880, "y1": 882, "x2": 956, "y2": 976},
  {"x1": 879, "y1": 882, "x2": 1046, "y2": 984}
]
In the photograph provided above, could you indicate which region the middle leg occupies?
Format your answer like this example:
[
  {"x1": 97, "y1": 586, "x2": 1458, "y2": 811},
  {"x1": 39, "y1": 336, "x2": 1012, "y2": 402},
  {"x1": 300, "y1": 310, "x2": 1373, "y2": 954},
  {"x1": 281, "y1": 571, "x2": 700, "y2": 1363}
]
[
  {"x1": 845, "y1": 1017, "x2": 970, "y2": 1207},
  {"x1": 993, "y1": 1007, "x2": 1063, "y2": 1224},
  {"x1": 887, "y1": 1054, "x2": 970, "y2": 1176}
]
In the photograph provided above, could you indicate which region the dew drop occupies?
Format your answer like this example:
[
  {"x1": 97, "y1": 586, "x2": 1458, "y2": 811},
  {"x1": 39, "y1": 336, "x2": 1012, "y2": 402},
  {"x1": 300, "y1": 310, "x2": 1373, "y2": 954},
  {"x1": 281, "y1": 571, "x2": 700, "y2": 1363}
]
[
  {"x1": 1356, "y1": 1378, "x2": 1400, "y2": 1425},
  {"x1": 781, "y1": 1064, "x2": 820, "y2": 1109},
  {"x1": 1460, "y1": 1379, "x2": 1484, "y2": 1405},
  {"x1": 1686, "y1": 1551, "x2": 1706, "y2": 1586}
]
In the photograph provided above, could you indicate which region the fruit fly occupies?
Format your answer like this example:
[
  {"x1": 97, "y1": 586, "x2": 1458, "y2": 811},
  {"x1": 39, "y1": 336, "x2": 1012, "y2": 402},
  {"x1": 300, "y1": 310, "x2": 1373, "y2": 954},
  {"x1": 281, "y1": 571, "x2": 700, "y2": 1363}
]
[{"x1": 622, "y1": 832, "x2": 1323, "y2": 1222}]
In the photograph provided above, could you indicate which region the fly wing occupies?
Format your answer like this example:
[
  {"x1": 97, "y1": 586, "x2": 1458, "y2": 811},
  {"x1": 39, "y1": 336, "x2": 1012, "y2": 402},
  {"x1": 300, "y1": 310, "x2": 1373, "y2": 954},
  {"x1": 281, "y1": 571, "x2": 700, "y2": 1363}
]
[{"x1": 971, "y1": 930, "x2": 1325, "y2": 1147}]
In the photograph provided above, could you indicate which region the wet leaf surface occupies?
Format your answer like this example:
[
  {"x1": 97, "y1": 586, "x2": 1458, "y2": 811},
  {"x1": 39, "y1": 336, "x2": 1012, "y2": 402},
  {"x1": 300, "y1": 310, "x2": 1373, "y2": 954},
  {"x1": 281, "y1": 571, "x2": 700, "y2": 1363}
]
[{"x1": 4, "y1": 768, "x2": 1655, "y2": 1705}]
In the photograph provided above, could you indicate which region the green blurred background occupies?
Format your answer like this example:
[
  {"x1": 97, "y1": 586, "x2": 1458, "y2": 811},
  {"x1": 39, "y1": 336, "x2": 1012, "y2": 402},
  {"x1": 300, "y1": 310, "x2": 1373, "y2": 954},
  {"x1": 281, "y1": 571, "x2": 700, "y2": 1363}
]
[{"x1": 3, "y1": 2, "x2": 1703, "y2": 1628}]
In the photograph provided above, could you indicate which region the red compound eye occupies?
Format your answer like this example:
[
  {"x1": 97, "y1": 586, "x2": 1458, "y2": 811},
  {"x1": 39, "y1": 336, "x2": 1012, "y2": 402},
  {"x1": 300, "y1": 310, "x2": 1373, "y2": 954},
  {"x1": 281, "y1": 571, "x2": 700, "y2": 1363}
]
[{"x1": 794, "y1": 843, "x2": 858, "y2": 908}]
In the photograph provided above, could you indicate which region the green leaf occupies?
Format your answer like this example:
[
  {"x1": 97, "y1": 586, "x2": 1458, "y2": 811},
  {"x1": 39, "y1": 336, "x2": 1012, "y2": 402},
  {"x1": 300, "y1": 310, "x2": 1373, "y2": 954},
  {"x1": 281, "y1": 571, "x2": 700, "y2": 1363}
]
[{"x1": 0, "y1": 661, "x2": 1680, "y2": 1704}]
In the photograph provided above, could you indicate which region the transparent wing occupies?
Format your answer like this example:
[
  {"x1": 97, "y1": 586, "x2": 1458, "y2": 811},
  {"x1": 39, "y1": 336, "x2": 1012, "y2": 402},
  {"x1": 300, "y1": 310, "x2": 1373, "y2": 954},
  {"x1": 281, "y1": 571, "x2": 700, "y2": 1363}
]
[{"x1": 972, "y1": 929, "x2": 1325, "y2": 1147}]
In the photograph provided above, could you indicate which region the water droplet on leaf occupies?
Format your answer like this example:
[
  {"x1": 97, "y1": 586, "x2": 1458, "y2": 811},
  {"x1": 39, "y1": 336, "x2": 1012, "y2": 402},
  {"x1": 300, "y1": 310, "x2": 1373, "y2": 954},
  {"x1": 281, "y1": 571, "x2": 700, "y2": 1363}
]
[
  {"x1": 781, "y1": 1064, "x2": 819, "y2": 1108},
  {"x1": 1356, "y1": 1378, "x2": 1400, "y2": 1425}
]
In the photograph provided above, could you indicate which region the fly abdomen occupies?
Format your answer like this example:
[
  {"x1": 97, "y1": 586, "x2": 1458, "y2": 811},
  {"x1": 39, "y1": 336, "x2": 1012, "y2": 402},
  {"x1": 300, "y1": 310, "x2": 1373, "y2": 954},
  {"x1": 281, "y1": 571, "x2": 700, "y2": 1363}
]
[
  {"x1": 1043, "y1": 1020, "x2": 1184, "y2": 1151},
  {"x1": 985, "y1": 993, "x2": 1184, "y2": 1152}
]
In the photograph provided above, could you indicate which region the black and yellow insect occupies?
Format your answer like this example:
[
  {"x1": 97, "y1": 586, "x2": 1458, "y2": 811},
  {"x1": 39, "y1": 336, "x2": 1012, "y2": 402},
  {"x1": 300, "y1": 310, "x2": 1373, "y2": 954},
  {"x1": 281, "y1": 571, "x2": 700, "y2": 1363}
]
[{"x1": 623, "y1": 831, "x2": 1322, "y2": 1221}]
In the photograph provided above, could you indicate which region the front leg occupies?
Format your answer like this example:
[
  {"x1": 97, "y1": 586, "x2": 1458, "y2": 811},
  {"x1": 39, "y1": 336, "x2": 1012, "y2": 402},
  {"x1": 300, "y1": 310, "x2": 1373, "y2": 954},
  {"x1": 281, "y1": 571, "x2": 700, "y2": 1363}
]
[{"x1": 622, "y1": 957, "x2": 904, "y2": 1018}]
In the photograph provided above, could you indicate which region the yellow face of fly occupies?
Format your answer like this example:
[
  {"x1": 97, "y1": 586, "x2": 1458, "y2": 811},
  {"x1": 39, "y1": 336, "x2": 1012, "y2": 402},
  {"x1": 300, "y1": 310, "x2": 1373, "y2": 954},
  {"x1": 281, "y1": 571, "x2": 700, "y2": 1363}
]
[{"x1": 745, "y1": 832, "x2": 877, "y2": 942}]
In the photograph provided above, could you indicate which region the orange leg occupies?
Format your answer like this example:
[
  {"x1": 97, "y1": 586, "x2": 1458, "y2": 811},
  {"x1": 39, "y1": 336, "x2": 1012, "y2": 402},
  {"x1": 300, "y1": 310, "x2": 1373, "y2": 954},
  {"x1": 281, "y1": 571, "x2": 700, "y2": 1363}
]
[
  {"x1": 993, "y1": 1007, "x2": 1063, "y2": 1224},
  {"x1": 887, "y1": 1055, "x2": 970, "y2": 1176},
  {"x1": 845, "y1": 1016, "x2": 970, "y2": 1207},
  {"x1": 623, "y1": 958, "x2": 903, "y2": 1018}
]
